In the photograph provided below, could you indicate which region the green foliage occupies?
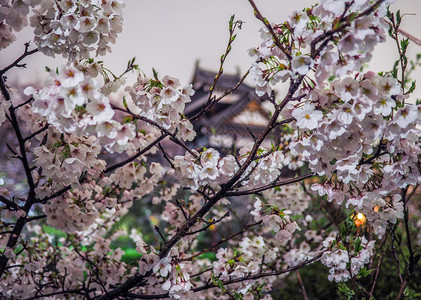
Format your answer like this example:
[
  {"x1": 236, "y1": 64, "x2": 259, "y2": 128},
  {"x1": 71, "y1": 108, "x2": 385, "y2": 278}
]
[
  {"x1": 357, "y1": 267, "x2": 374, "y2": 279},
  {"x1": 337, "y1": 282, "x2": 355, "y2": 299},
  {"x1": 42, "y1": 225, "x2": 66, "y2": 239},
  {"x1": 198, "y1": 252, "x2": 217, "y2": 261},
  {"x1": 120, "y1": 248, "x2": 142, "y2": 265},
  {"x1": 211, "y1": 275, "x2": 226, "y2": 292},
  {"x1": 354, "y1": 236, "x2": 362, "y2": 254}
]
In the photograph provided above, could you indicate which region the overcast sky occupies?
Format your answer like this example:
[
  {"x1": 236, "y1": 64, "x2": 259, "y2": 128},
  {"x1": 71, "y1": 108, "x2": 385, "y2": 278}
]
[{"x1": 2, "y1": 0, "x2": 421, "y2": 98}]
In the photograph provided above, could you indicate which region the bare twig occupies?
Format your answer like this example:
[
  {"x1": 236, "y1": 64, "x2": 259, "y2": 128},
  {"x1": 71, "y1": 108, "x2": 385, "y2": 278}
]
[
  {"x1": 0, "y1": 72, "x2": 38, "y2": 276},
  {"x1": 248, "y1": 0, "x2": 291, "y2": 60},
  {"x1": 0, "y1": 196, "x2": 19, "y2": 211},
  {"x1": 25, "y1": 215, "x2": 47, "y2": 223},
  {"x1": 180, "y1": 221, "x2": 262, "y2": 262},
  {"x1": 157, "y1": 143, "x2": 175, "y2": 169},
  {"x1": 189, "y1": 69, "x2": 251, "y2": 122},
  {"x1": 105, "y1": 134, "x2": 167, "y2": 174},
  {"x1": 0, "y1": 42, "x2": 39, "y2": 76},
  {"x1": 226, "y1": 173, "x2": 314, "y2": 197},
  {"x1": 175, "y1": 199, "x2": 189, "y2": 221},
  {"x1": 296, "y1": 270, "x2": 309, "y2": 300},
  {"x1": 14, "y1": 97, "x2": 34, "y2": 110},
  {"x1": 154, "y1": 225, "x2": 167, "y2": 244},
  {"x1": 193, "y1": 253, "x2": 324, "y2": 292},
  {"x1": 24, "y1": 124, "x2": 49, "y2": 142},
  {"x1": 184, "y1": 211, "x2": 230, "y2": 236}
]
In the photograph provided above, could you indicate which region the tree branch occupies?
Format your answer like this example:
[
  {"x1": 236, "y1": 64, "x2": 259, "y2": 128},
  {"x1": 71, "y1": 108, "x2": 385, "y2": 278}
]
[
  {"x1": 183, "y1": 211, "x2": 230, "y2": 236},
  {"x1": 248, "y1": 0, "x2": 291, "y2": 60},
  {"x1": 226, "y1": 173, "x2": 314, "y2": 197},
  {"x1": 0, "y1": 42, "x2": 39, "y2": 76},
  {"x1": 104, "y1": 134, "x2": 167, "y2": 174},
  {"x1": 180, "y1": 221, "x2": 262, "y2": 262}
]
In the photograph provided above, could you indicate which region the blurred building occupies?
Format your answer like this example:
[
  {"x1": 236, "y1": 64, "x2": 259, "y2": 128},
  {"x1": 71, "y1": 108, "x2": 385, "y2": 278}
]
[{"x1": 185, "y1": 63, "x2": 274, "y2": 150}]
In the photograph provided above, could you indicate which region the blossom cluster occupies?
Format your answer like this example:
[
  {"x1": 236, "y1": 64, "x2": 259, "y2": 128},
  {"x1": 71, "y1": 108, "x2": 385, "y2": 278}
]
[
  {"x1": 0, "y1": 0, "x2": 40, "y2": 49},
  {"x1": 135, "y1": 244, "x2": 194, "y2": 299},
  {"x1": 251, "y1": 199, "x2": 301, "y2": 241},
  {"x1": 162, "y1": 192, "x2": 231, "y2": 236},
  {"x1": 249, "y1": 0, "x2": 393, "y2": 95},
  {"x1": 289, "y1": 73, "x2": 404, "y2": 182},
  {"x1": 262, "y1": 182, "x2": 311, "y2": 215},
  {"x1": 26, "y1": 64, "x2": 138, "y2": 153},
  {"x1": 40, "y1": 159, "x2": 163, "y2": 233},
  {"x1": 31, "y1": 0, "x2": 124, "y2": 60},
  {"x1": 0, "y1": 223, "x2": 135, "y2": 298},
  {"x1": 1, "y1": 0, "x2": 124, "y2": 60},
  {"x1": 289, "y1": 72, "x2": 421, "y2": 237},
  {"x1": 33, "y1": 130, "x2": 104, "y2": 195},
  {"x1": 173, "y1": 145, "x2": 286, "y2": 191},
  {"x1": 125, "y1": 73, "x2": 196, "y2": 141},
  {"x1": 321, "y1": 236, "x2": 375, "y2": 282},
  {"x1": 211, "y1": 237, "x2": 279, "y2": 296}
]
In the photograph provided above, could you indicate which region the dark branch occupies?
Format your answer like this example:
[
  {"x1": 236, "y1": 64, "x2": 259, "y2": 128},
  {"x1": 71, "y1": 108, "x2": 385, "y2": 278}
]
[
  {"x1": 0, "y1": 42, "x2": 39, "y2": 76},
  {"x1": 184, "y1": 211, "x2": 230, "y2": 236},
  {"x1": 24, "y1": 124, "x2": 49, "y2": 142},
  {"x1": 105, "y1": 134, "x2": 167, "y2": 174},
  {"x1": 226, "y1": 173, "x2": 314, "y2": 197},
  {"x1": 248, "y1": 0, "x2": 291, "y2": 60}
]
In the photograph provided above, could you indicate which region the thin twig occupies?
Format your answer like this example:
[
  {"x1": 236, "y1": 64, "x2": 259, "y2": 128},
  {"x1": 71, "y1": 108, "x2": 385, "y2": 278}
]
[
  {"x1": 0, "y1": 42, "x2": 39, "y2": 76},
  {"x1": 189, "y1": 69, "x2": 251, "y2": 122},
  {"x1": 175, "y1": 199, "x2": 189, "y2": 221},
  {"x1": 14, "y1": 97, "x2": 34, "y2": 110},
  {"x1": 24, "y1": 124, "x2": 49, "y2": 141},
  {"x1": 296, "y1": 270, "x2": 309, "y2": 300},
  {"x1": 193, "y1": 253, "x2": 324, "y2": 292},
  {"x1": 180, "y1": 221, "x2": 262, "y2": 262},
  {"x1": 248, "y1": 0, "x2": 291, "y2": 60},
  {"x1": 25, "y1": 215, "x2": 47, "y2": 223},
  {"x1": 0, "y1": 72, "x2": 38, "y2": 277},
  {"x1": 157, "y1": 143, "x2": 175, "y2": 169},
  {"x1": 0, "y1": 196, "x2": 20, "y2": 211},
  {"x1": 105, "y1": 134, "x2": 167, "y2": 174},
  {"x1": 226, "y1": 173, "x2": 314, "y2": 197},
  {"x1": 184, "y1": 211, "x2": 230, "y2": 236},
  {"x1": 154, "y1": 226, "x2": 167, "y2": 244}
]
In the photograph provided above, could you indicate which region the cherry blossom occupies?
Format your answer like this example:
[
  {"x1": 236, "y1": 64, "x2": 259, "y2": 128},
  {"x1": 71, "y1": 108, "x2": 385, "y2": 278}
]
[{"x1": 2, "y1": 0, "x2": 421, "y2": 299}]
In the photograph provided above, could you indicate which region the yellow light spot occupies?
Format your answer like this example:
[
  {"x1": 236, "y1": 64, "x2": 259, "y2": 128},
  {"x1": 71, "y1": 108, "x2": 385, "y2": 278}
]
[
  {"x1": 354, "y1": 212, "x2": 366, "y2": 227},
  {"x1": 150, "y1": 215, "x2": 159, "y2": 226},
  {"x1": 209, "y1": 219, "x2": 216, "y2": 231}
]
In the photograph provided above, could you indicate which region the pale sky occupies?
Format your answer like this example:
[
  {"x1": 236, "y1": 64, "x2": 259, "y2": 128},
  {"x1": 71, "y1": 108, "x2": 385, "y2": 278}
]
[{"x1": 2, "y1": 0, "x2": 421, "y2": 98}]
